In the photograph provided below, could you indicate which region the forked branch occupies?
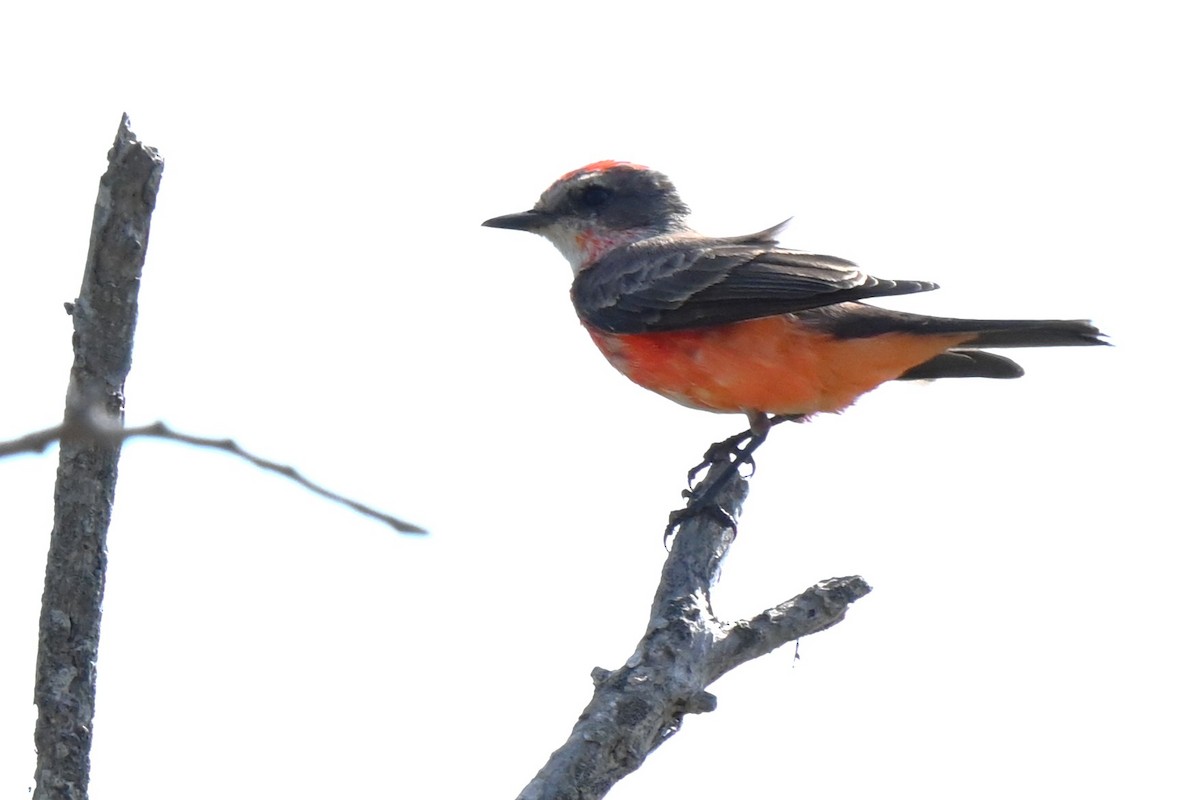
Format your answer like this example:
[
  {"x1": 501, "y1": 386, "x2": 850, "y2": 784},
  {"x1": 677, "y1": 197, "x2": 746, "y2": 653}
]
[{"x1": 516, "y1": 448, "x2": 870, "y2": 800}]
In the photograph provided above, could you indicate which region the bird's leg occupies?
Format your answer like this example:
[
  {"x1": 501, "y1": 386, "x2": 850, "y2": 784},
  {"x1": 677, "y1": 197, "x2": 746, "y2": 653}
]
[
  {"x1": 686, "y1": 412, "x2": 803, "y2": 488},
  {"x1": 667, "y1": 413, "x2": 806, "y2": 542}
]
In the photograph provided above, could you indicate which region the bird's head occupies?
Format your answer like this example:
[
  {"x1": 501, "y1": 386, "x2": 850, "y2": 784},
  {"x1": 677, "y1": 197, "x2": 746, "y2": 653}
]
[{"x1": 483, "y1": 161, "x2": 691, "y2": 273}]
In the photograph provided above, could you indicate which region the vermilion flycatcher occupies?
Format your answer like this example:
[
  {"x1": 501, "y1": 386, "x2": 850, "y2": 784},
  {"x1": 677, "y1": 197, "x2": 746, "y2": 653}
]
[{"x1": 483, "y1": 161, "x2": 1105, "y2": 434}]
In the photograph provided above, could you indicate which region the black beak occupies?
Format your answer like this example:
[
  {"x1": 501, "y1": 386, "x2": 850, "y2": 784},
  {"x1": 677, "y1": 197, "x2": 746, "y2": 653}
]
[{"x1": 481, "y1": 209, "x2": 552, "y2": 232}]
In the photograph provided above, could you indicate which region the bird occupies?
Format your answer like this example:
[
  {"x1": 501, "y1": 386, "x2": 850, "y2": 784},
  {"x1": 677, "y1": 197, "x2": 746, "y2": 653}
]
[{"x1": 482, "y1": 160, "x2": 1106, "y2": 439}]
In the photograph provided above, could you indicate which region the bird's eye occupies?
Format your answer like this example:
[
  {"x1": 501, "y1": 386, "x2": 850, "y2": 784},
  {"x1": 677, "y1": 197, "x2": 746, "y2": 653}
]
[{"x1": 579, "y1": 184, "x2": 612, "y2": 209}]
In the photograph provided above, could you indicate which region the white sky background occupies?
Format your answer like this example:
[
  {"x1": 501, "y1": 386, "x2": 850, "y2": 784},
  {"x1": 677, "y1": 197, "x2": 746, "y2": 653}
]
[{"x1": 1, "y1": 2, "x2": 1196, "y2": 797}]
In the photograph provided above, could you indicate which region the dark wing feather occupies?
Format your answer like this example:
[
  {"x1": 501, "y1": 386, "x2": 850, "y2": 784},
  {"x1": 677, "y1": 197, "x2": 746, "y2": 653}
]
[{"x1": 572, "y1": 233, "x2": 938, "y2": 334}]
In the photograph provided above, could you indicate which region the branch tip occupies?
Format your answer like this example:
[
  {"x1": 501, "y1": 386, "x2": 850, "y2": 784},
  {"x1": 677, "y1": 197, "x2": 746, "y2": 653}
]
[{"x1": 818, "y1": 575, "x2": 873, "y2": 605}]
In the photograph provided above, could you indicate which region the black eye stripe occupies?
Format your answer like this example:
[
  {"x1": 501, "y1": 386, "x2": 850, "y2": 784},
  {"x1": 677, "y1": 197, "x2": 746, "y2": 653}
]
[{"x1": 579, "y1": 184, "x2": 612, "y2": 208}]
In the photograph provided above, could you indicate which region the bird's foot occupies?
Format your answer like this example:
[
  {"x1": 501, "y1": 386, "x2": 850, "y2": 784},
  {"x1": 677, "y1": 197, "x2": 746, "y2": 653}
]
[
  {"x1": 666, "y1": 413, "x2": 807, "y2": 545},
  {"x1": 685, "y1": 413, "x2": 805, "y2": 489},
  {"x1": 686, "y1": 429, "x2": 759, "y2": 488}
]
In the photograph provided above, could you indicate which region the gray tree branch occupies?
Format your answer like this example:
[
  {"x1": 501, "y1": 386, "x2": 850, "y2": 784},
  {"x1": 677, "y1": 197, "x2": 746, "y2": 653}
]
[
  {"x1": 516, "y1": 460, "x2": 871, "y2": 800},
  {"x1": 33, "y1": 114, "x2": 162, "y2": 800}
]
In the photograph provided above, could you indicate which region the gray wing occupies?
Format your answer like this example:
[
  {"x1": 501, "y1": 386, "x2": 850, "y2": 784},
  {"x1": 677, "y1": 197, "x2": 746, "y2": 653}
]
[{"x1": 571, "y1": 233, "x2": 939, "y2": 334}]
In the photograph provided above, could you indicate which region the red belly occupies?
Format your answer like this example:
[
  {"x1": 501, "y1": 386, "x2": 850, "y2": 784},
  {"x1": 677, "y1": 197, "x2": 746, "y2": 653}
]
[{"x1": 587, "y1": 316, "x2": 972, "y2": 415}]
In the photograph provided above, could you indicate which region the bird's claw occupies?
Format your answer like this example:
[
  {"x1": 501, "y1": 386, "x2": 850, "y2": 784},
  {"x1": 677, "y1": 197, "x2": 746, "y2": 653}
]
[
  {"x1": 687, "y1": 430, "x2": 757, "y2": 489},
  {"x1": 664, "y1": 503, "x2": 738, "y2": 545},
  {"x1": 669, "y1": 415, "x2": 804, "y2": 545}
]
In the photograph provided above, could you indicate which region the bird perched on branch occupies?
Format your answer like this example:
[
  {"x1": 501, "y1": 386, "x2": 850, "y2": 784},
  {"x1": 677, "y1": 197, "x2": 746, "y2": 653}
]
[{"x1": 483, "y1": 161, "x2": 1105, "y2": 437}]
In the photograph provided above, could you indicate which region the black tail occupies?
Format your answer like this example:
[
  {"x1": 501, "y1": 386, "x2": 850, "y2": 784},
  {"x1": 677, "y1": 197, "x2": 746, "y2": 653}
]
[
  {"x1": 947, "y1": 318, "x2": 1106, "y2": 348},
  {"x1": 808, "y1": 305, "x2": 1107, "y2": 380},
  {"x1": 814, "y1": 304, "x2": 1107, "y2": 348},
  {"x1": 894, "y1": 318, "x2": 1106, "y2": 381}
]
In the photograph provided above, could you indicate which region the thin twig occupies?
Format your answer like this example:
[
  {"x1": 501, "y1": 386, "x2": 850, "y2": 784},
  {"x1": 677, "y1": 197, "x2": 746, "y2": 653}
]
[
  {"x1": 0, "y1": 424, "x2": 63, "y2": 457},
  {"x1": 2, "y1": 418, "x2": 425, "y2": 534}
]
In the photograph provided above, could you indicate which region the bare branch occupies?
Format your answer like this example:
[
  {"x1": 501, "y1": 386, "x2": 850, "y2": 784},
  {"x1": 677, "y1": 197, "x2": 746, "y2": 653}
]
[
  {"x1": 516, "y1": 454, "x2": 871, "y2": 800},
  {"x1": 1, "y1": 419, "x2": 425, "y2": 534},
  {"x1": 34, "y1": 114, "x2": 162, "y2": 800},
  {"x1": 710, "y1": 576, "x2": 872, "y2": 683}
]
